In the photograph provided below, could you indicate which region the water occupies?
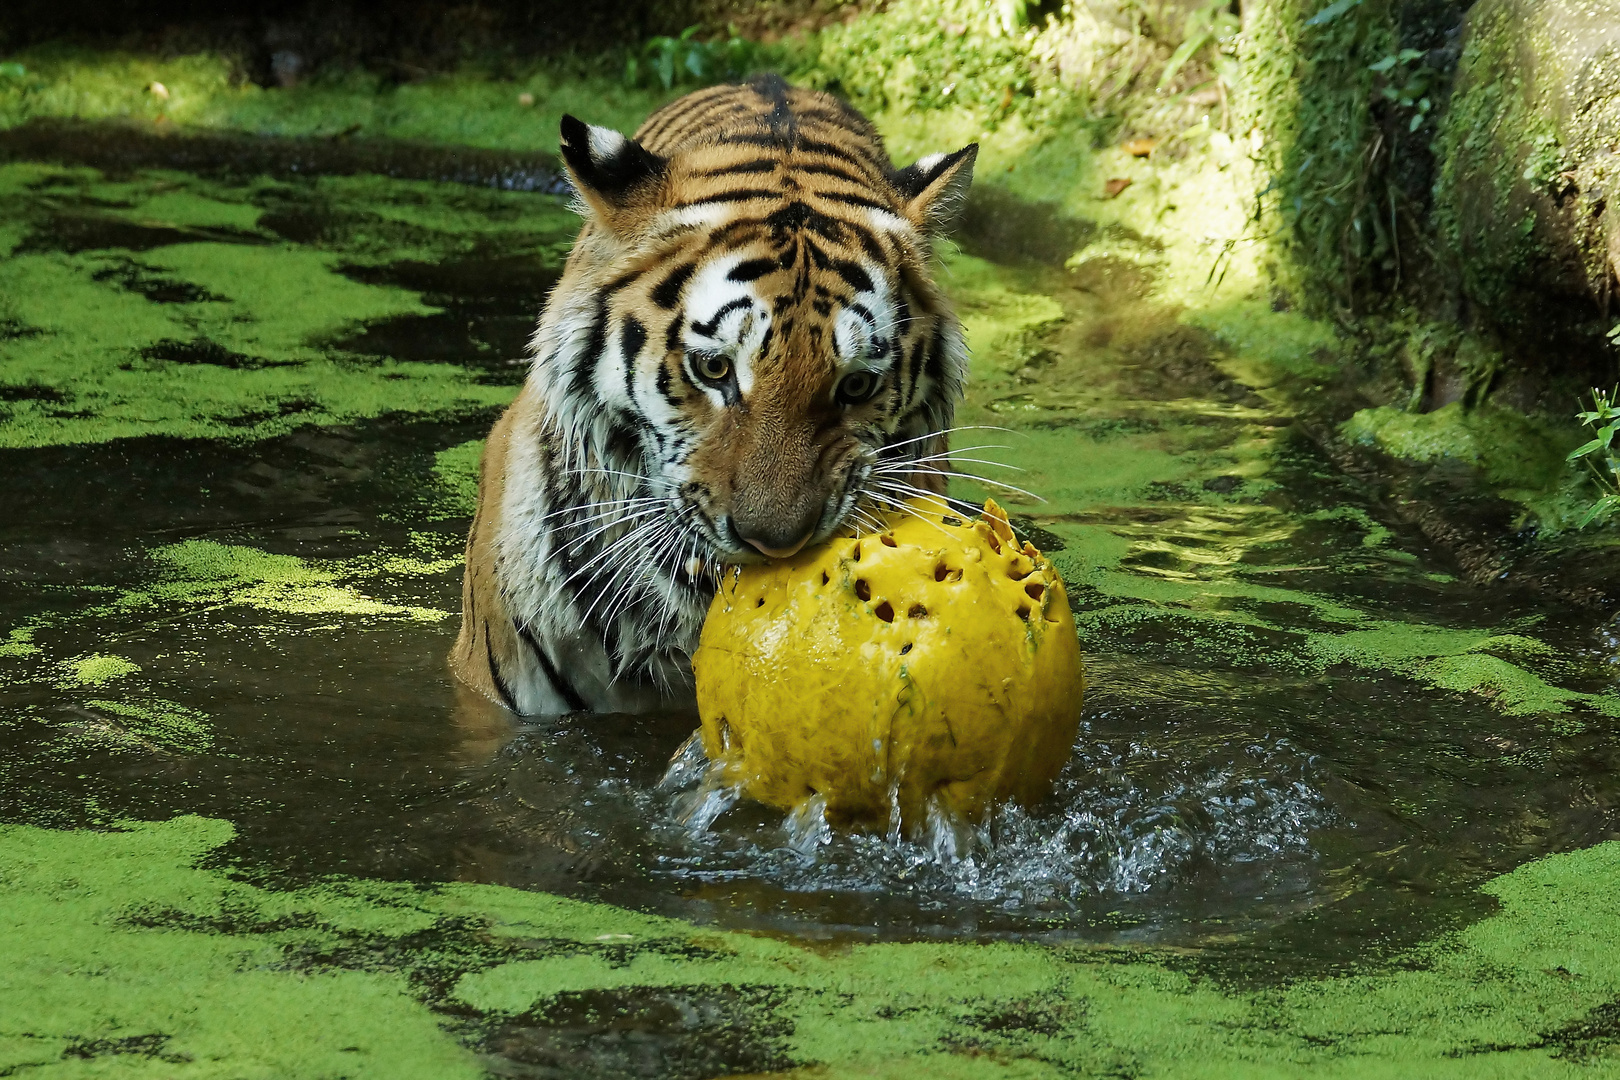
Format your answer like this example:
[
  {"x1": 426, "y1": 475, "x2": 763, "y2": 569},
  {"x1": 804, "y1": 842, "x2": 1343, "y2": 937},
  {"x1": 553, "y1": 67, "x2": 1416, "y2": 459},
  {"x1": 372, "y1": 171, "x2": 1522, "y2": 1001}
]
[{"x1": 3, "y1": 125, "x2": 1619, "y2": 979}]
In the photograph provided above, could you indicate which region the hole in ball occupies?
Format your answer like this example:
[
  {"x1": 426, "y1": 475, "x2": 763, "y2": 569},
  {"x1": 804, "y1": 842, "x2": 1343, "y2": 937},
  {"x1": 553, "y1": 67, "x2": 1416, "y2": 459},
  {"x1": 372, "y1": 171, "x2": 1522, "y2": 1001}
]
[
  {"x1": 821, "y1": 570, "x2": 830, "y2": 585},
  {"x1": 942, "y1": 515, "x2": 964, "y2": 527},
  {"x1": 855, "y1": 579, "x2": 871, "y2": 601},
  {"x1": 1025, "y1": 582, "x2": 1045, "y2": 601},
  {"x1": 880, "y1": 534, "x2": 897, "y2": 547},
  {"x1": 756, "y1": 597, "x2": 765, "y2": 607},
  {"x1": 900, "y1": 642, "x2": 913, "y2": 654},
  {"x1": 874, "y1": 601, "x2": 894, "y2": 622},
  {"x1": 1016, "y1": 603, "x2": 1031, "y2": 621},
  {"x1": 851, "y1": 541, "x2": 862, "y2": 561},
  {"x1": 908, "y1": 603, "x2": 927, "y2": 618}
]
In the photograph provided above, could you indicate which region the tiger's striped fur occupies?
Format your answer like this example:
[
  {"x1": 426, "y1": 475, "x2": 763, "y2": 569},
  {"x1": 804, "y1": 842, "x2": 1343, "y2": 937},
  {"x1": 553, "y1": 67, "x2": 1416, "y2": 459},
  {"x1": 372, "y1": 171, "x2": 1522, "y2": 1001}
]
[{"x1": 451, "y1": 74, "x2": 977, "y2": 714}]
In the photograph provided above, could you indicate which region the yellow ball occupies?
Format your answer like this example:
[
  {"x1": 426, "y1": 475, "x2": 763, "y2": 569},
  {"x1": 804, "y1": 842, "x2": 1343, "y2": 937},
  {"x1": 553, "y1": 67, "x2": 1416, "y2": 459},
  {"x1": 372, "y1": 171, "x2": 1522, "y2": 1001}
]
[{"x1": 693, "y1": 497, "x2": 1085, "y2": 835}]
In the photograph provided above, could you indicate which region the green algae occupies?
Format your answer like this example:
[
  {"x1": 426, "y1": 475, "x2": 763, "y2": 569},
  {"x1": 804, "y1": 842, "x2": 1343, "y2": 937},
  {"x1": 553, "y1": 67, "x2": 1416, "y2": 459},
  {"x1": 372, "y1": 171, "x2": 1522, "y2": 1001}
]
[
  {"x1": 4, "y1": 814, "x2": 1620, "y2": 1078},
  {"x1": 1341, "y1": 403, "x2": 1587, "y2": 529},
  {"x1": 429, "y1": 438, "x2": 485, "y2": 519},
  {"x1": 935, "y1": 246, "x2": 1608, "y2": 724},
  {"x1": 0, "y1": 160, "x2": 579, "y2": 449},
  {"x1": 944, "y1": 251, "x2": 1067, "y2": 380},
  {"x1": 126, "y1": 540, "x2": 449, "y2": 623},
  {"x1": 59, "y1": 653, "x2": 139, "y2": 687},
  {"x1": 0, "y1": 626, "x2": 40, "y2": 658},
  {"x1": 82, "y1": 698, "x2": 214, "y2": 752}
]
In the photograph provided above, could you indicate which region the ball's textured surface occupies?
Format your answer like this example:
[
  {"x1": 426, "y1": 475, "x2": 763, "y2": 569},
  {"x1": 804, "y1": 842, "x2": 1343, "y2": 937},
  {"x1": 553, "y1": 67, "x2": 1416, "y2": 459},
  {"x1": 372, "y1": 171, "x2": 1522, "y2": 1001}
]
[{"x1": 693, "y1": 498, "x2": 1085, "y2": 834}]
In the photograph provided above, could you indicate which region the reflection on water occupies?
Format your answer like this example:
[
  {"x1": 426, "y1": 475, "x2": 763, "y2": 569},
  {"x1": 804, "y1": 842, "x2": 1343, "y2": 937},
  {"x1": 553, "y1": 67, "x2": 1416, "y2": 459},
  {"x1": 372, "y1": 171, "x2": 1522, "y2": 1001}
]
[{"x1": 2, "y1": 132, "x2": 1619, "y2": 969}]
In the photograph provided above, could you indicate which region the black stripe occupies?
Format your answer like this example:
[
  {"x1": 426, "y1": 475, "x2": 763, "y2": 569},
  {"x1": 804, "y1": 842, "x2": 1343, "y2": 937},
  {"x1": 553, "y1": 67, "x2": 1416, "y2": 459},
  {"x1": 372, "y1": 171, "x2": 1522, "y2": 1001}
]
[
  {"x1": 691, "y1": 298, "x2": 751, "y2": 337},
  {"x1": 817, "y1": 191, "x2": 892, "y2": 212},
  {"x1": 698, "y1": 158, "x2": 779, "y2": 177},
  {"x1": 637, "y1": 86, "x2": 724, "y2": 145},
  {"x1": 796, "y1": 161, "x2": 875, "y2": 185},
  {"x1": 620, "y1": 315, "x2": 646, "y2": 405},
  {"x1": 603, "y1": 269, "x2": 642, "y2": 295},
  {"x1": 570, "y1": 298, "x2": 608, "y2": 403},
  {"x1": 924, "y1": 323, "x2": 947, "y2": 386},
  {"x1": 718, "y1": 131, "x2": 784, "y2": 148},
  {"x1": 651, "y1": 263, "x2": 696, "y2": 309},
  {"x1": 831, "y1": 258, "x2": 875, "y2": 293},
  {"x1": 727, "y1": 258, "x2": 776, "y2": 282},
  {"x1": 672, "y1": 188, "x2": 778, "y2": 209},
  {"x1": 848, "y1": 221, "x2": 889, "y2": 263},
  {"x1": 797, "y1": 135, "x2": 881, "y2": 168},
  {"x1": 484, "y1": 623, "x2": 519, "y2": 712},
  {"x1": 516, "y1": 620, "x2": 589, "y2": 713},
  {"x1": 906, "y1": 333, "x2": 927, "y2": 407}
]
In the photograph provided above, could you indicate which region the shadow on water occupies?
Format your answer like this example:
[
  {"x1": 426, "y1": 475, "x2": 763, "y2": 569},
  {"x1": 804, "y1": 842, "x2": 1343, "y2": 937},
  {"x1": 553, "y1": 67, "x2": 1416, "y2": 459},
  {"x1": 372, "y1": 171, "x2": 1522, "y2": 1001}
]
[{"x1": 3, "y1": 129, "x2": 1620, "y2": 1018}]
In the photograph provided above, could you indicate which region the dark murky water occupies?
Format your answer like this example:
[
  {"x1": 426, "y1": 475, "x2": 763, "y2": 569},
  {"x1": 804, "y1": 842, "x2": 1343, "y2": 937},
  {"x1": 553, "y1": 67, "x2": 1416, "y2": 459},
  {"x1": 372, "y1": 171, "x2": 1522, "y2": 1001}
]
[{"x1": 3, "y1": 127, "x2": 1619, "y2": 973}]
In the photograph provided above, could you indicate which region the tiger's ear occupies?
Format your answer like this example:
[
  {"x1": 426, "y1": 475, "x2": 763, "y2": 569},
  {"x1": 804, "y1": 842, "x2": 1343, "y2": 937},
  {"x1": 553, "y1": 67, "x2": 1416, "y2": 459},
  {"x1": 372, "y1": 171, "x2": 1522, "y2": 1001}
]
[
  {"x1": 891, "y1": 144, "x2": 978, "y2": 237},
  {"x1": 559, "y1": 114, "x2": 667, "y2": 225}
]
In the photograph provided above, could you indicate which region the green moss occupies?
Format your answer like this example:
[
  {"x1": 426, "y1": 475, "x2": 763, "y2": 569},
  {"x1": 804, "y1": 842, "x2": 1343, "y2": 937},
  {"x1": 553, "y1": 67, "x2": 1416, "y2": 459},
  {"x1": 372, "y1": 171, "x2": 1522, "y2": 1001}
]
[
  {"x1": 1341, "y1": 403, "x2": 1586, "y2": 527},
  {"x1": 6, "y1": 815, "x2": 1620, "y2": 1077},
  {"x1": 0, "y1": 46, "x2": 672, "y2": 152},
  {"x1": 1430, "y1": 1, "x2": 1565, "y2": 324},
  {"x1": 1240, "y1": 0, "x2": 1398, "y2": 308}
]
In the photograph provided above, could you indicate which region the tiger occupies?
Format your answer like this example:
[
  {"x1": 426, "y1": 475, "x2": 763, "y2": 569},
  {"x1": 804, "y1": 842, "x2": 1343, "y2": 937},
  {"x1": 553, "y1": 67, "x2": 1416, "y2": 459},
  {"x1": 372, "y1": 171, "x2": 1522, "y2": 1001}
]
[{"x1": 450, "y1": 73, "x2": 978, "y2": 715}]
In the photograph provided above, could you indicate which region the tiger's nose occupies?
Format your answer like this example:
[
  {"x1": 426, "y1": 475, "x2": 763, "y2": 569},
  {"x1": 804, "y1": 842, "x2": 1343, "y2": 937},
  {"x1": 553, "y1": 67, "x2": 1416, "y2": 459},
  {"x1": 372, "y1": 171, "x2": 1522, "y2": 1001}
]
[
  {"x1": 743, "y1": 529, "x2": 814, "y2": 559},
  {"x1": 733, "y1": 509, "x2": 818, "y2": 560}
]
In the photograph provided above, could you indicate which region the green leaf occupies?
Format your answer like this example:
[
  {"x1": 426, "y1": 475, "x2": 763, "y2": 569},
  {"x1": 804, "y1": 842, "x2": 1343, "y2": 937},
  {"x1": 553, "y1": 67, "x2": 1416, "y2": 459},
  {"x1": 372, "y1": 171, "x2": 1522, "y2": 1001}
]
[
  {"x1": 1408, "y1": 113, "x2": 1424, "y2": 132},
  {"x1": 1578, "y1": 495, "x2": 1620, "y2": 528},
  {"x1": 1158, "y1": 32, "x2": 1210, "y2": 90},
  {"x1": 1369, "y1": 54, "x2": 1397, "y2": 73},
  {"x1": 1569, "y1": 439, "x2": 1604, "y2": 461},
  {"x1": 1305, "y1": 0, "x2": 1360, "y2": 27},
  {"x1": 0, "y1": 61, "x2": 25, "y2": 79}
]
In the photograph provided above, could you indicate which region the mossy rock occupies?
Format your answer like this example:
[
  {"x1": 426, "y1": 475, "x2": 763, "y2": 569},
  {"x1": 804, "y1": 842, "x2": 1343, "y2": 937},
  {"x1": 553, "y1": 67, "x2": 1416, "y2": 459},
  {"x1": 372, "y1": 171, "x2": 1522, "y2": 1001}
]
[{"x1": 1434, "y1": 0, "x2": 1620, "y2": 341}]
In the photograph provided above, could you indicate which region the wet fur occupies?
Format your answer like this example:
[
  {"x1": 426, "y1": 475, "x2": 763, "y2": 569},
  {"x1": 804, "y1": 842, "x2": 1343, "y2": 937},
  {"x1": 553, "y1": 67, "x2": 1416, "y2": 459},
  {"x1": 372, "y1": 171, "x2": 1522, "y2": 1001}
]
[{"x1": 451, "y1": 75, "x2": 976, "y2": 714}]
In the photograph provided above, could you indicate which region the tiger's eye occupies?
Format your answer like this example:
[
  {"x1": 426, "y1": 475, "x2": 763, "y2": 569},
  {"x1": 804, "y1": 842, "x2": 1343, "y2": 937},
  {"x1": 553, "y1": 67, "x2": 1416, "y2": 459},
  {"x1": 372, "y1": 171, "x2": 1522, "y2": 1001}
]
[
  {"x1": 835, "y1": 371, "x2": 878, "y2": 405},
  {"x1": 695, "y1": 353, "x2": 732, "y2": 383}
]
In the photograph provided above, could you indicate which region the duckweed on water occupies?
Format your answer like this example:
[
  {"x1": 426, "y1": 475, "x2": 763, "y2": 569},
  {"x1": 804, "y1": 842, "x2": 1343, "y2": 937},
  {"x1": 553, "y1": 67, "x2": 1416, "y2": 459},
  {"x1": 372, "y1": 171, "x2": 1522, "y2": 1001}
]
[
  {"x1": 81, "y1": 698, "x2": 214, "y2": 752},
  {"x1": 59, "y1": 652, "x2": 139, "y2": 687},
  {"x1": 0, "y1": 161, "x2": 586, "y2": 448},
  {"x1": 429, "y1": 438, "x2": 485, "y2": 519},
  {"x1": 3, "y1": 815, "x2": 1620, "y2": 1078}
]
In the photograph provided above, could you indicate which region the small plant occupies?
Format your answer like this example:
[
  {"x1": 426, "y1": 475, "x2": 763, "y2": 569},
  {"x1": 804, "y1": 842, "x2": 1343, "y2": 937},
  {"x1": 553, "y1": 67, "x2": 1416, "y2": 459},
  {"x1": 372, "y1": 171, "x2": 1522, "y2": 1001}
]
[
  {"x1": 1158, "y1": 0, "x2": 1241, "y2": 96},
  {"x1": 625, "y1": 26, "x2": 768, "y2": 91},
  {"x1": 1369, "y1": 49, "x2": 1435, "y2": 133},
  {"x1": 1568, "y1": 387, "x2": 1620, "y2": 527}
]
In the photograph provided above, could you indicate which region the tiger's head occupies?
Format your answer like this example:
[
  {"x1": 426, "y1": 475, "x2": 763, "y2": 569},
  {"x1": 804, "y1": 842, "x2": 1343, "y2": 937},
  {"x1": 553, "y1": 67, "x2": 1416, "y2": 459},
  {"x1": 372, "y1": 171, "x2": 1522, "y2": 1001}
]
[{"x1": 540, "y1": 79, "x2": 976, "y2": 565}]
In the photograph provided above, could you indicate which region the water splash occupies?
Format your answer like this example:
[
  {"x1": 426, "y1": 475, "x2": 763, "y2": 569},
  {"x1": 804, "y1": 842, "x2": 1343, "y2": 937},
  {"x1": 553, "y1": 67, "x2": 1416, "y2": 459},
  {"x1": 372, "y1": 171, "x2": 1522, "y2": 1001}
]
[{"x1": 650, "y1": 725, "x2": 1331, "y2": 918}]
